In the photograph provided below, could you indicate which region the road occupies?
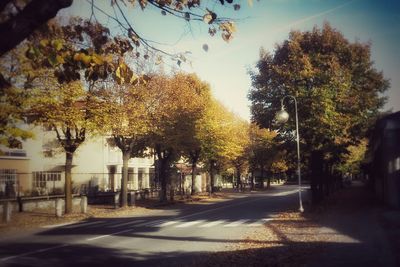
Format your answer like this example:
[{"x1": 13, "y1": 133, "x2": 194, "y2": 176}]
[{"x1": 0, "y1": 185, "x2": 302, "y2": 267}]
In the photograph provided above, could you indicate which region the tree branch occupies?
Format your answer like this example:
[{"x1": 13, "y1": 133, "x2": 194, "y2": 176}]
[
  {"x1": 0, "y1": 0, "x2": 73, "y2": 56},
  {"x1": 0, "y1": 0, "x2": 13, "y2": 14}
]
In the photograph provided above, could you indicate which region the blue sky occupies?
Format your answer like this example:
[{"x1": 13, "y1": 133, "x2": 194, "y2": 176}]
[{"x1": 62, "y1": 0, "x2": 400, "y2": 120}]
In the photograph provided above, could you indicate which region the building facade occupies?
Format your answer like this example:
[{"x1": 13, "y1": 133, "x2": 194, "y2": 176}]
[
  {"x1": 0, "y1": 125, "x2": 155, "y2": 198},
  {"x1": 365, "y1": 111, "x2": 400, "y2": 208}
]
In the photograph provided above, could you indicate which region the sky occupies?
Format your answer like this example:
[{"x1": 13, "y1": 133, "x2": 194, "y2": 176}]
[{"x1": 61, "y1": 0, "x2": 400, "y2": 121}]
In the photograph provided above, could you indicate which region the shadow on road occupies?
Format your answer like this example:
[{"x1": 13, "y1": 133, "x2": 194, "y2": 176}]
[{"x1": 2, "y1": 184, "x2": 398, "y2": 267}]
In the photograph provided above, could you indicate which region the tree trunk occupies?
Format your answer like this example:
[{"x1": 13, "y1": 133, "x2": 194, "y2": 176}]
[
  {"x1": 120, "y1": 151, "x2": 130, "y2": 207},
  {"x1": 159, "y1": 159, "x2": 168, "y2": 203},
  {"x1": 260, "y1": 166, "x2": 265, "y2": 188},
  {"x1": 267, "y1": 175, "x2": 271, "y2": 189},
  {"x1": 65, "y1": 151, "x2": 73, "y2": 214},
  {"x1": 310, "y1": 150, "x2": 324, "y2": 205},
  {"x1": 236, "y1": 168, "x2": 241, "y2": 191},
  {"x1": 191, "y1": 163, "x2": 196, "y2": 195},
  {"x1": 180, "y1": 171, "x2": 184, "y2": 199},
  {"x1": 209, "y1": 163, "x2": 214, "y2": 196}
]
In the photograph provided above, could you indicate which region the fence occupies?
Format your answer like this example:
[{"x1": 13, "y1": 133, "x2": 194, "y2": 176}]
[{"x1": 0, "y1": 172, "x2": 158, "y2": 200}]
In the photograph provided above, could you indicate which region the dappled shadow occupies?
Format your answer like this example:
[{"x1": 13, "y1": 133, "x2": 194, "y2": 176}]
[
  {"x1": 0, "y1": 239, "x2": 388, "y2": 267},
  {"x1": 3, "y1": 184, "x2": 396, "y2": 266},
  {"x1": 263, "y1": 182, "x2": 399, "y2": 267}
]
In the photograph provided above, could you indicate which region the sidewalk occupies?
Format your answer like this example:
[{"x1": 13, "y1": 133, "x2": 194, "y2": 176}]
[
  {"x1": 304, "y1": 181, "x2": 399, "y2": 267},
  {"x1": 194, "y1": 181, "x2": 400, "y2": 267}
]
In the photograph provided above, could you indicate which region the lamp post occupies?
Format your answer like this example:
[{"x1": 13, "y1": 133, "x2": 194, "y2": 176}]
[{"x1": 275, "y1": 95, "x2": 304, "y2": 213}]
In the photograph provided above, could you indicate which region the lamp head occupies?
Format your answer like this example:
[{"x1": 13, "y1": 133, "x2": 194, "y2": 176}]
[{"x1": 275, "y1": 107, "x2": 289, "y2": 124}]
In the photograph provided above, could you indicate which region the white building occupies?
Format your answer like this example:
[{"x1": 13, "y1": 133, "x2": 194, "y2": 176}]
[{"x1": 0, "y1": 125, "x2": 155, "y2": 197}]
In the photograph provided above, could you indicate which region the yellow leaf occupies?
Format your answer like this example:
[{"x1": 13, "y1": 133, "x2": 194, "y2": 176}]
[
  {"x1": 116, "y1": 66, "x2": 124, "y2": 84},
  {"x1": 56, "y1": 55, "x2": 65, "y2": 64},
  {"x1": 92, "y1": 54, "x2": 103, "y2": 65},
  {"x1": 130, "y1": 73, "x2": 138, "y2": 84},
  {"x1": 40, "y1": 39, "x2": 49, "y2": 47},
  {"x1": 203, "y1": 13, "x2": 212, "y2": 24},
  {"x1": 81, "y1": 54, "x2": 91, "y2": 66},
  {"x1": 52, "y1": 40, "x2": 63, "y2": 51}
]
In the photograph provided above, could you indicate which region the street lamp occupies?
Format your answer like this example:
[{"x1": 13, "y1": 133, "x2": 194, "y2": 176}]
[{"x1": 275, "y1": 95, "x2": 304, "y2": 213}]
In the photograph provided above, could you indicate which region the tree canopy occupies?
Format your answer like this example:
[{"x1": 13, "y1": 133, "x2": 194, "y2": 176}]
[
  {"x1": 0, "y1": 0, "x2": 243, "y2": 57},
  {"x1": 249, "y1": 23, "x2": 389, "y2": 169}
]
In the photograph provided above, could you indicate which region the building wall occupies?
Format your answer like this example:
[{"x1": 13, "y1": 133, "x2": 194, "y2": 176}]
[
  {"x1": 0, "y1": 157, "x2": 30, "y2": 195},
  {"x1": 1, "y1": 124, "x2": 155, "y2": 195},
  {"x1": 369, "y1": 112, "x2": 400, "y2": 209}
]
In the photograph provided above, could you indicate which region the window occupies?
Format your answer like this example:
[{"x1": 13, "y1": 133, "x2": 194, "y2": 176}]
[
  {"x1": 0, "y1": 169, "x2": 17, "y2": 186},
  {"x1": 3, "y1": 150, "x2": 26, "y2": 157},
  {"x1": 138, "y1": 168, "x2": 145, "y2": 189},
  {"x1": 32, "y1": 171, "x2": 61, "y2": 188},
  {"x1": 127, "y1": 168, "x2": 134, "y2": 182},
  {"x1": 0, "y1": 169, "x2": 17, "y2": 194}
]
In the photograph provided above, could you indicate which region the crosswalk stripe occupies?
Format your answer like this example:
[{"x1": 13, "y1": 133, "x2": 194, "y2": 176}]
[
  {"x1": 224, "y1": 219, "x2": 249, "y2": 227},
  {"x1": 247, "y1": 220, "x2": 264, "y2": 227},
  {"x1": 63, "y1": 221, "x2": 105, "y2": 229},
  {"x1": 155, "y1": 220, "x2": 181, "y2": 227},
  {"x1": 175, "y1": 220, "x2": 205, "y2": 228},
  {"x1": 199, "y1": 220, "x2": 226, "y2": 228},
  {"x1": 73, "y1": 217, "x2": 275, "y2": 230},
  {"x1": 107, "y1": 220, "x2": 145, "y2": 228},
  {"x1": 263, "y1": 218, "x2": 274, "y2": 222}
]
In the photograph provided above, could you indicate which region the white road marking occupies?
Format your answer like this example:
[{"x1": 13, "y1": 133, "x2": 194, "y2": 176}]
[
  {"x1": 155, "y1": 220, "x2": 181, "y2": 227},
  {"x1": 224, "y1": 219, "x2": 249, "y2": 227},
  {"x1": 263, "y1": 218, "x2": 274, "y2": 222},
  {"x1": 41, "y1": 222, "x2": 76, "y2": 228},
  {"x1": 107, "y1": 220, "x2": 145, "y2": 228},
  {"x1": 175, "y1": 220, "x2": 205, "y2": 228},
  {"x1": 85, "y1": 228, "x2": 132, "y2": 241},
  {"x1": 270, "y1": 189, "x2": 299, "y2": 196},
  {"x1": 246, "y1": 220, "x2": 263, "y2": 227},
  {"x1": 175, "y1": 192, "x2": 287, "y2": 221},
  {"x1": 199, "y1": 220, "x2": 226, "y2": 228}
]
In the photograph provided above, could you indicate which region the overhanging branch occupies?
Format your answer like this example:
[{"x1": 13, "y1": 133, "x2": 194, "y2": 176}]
[{"x1": 0, "y1": 0, "x2": 73, "y2": 57}]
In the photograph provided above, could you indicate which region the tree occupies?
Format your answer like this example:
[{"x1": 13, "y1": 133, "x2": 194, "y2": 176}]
[
  {"x1": 249, "y1": 23, "x2": 389, "y2": 197},
  {"x1": 0, "y1": 0, "x2": 242, "y2": 57},
  {"x1": 248, "y1": 124, "x2": 279, "y2": 188},
  {"x1": 0, "y1": 47, "x2": 33, "y2": 151},
  {"x1": 337, "y1": 139, "x2": 368, "y2": 176},
  {"x1": 197, "y1": 98, "x2": 236, "y2": 193},
  {"x1": 28, "y1": 74, "x2": 101, "y2": 213},
  {"x1": 146, "y1": 73, "x2": 208, "y2": 202},
  {"x1": 99, "y1": 80, "x2": 153, "y2": 207},
  {"x1": 270, "y1": 159, "x2": 288, "y2": 182},
  {"x1": 0, "y1": 0, "x2": 73, "y2": 56},
  {"x1": 22, "y1": 19, "x2": 136, "y2": 213},
  {"x1": 227, "y1": 117, "x2": 250, "y2": 191},
  {"x1": 178, "y1": 75, "x2": 211, "y2": 195},
  {"x1": 0, "y1": 0, "x2": 247, "y2": 153}
]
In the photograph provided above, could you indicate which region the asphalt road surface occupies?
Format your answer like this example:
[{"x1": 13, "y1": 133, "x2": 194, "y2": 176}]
[{"x1": 0, "y1": 185, "x2": 303, "y2": 267}]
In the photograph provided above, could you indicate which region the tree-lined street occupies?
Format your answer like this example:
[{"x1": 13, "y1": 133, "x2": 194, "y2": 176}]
[
  {"x1": 0, "y1": 185, "x2": 301, "y2": 266},
  {"x1": 1, "y1": 1, "x2": 400, "y2": 266}
]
